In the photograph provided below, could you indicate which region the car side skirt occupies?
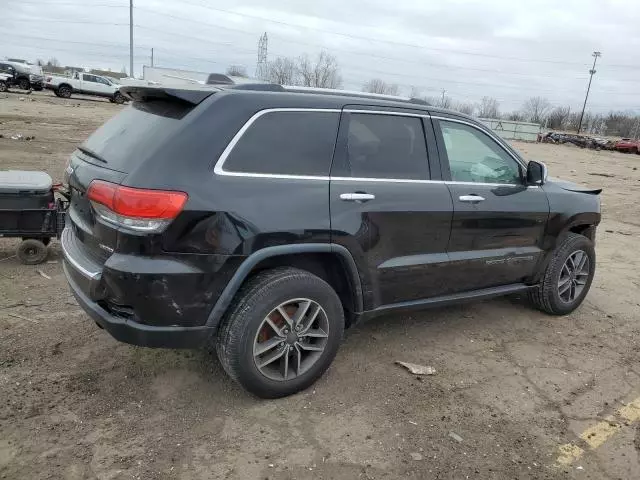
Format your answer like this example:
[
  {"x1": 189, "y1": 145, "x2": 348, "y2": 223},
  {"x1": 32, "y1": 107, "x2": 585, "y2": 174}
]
[{"x1": 355, "y1": 283, "x2": 534, "y2": 323}]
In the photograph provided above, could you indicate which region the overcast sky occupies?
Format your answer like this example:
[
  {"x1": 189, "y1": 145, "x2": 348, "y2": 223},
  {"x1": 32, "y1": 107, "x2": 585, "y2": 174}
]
[{"x1": 2, "y1": 0, "x2": 639, "y2": 113}]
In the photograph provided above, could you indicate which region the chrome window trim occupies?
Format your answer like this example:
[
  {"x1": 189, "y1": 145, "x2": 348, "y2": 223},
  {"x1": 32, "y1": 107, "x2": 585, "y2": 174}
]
[
  {"x1": 430, "y1": 115, "x2": 528, "y2": 170},
  {"x1": 214, "y1": 108, "x2": 534, "y2": 189},
  {"x1": 213, "y1": 108, "x2": 341, "y2": 177}
]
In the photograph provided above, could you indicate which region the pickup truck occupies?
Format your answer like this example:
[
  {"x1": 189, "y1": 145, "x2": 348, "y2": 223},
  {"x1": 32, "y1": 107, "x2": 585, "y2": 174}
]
[
  {"x1": 44, "y1": 72, "x2": 126, "y2": 103},
  {"x1": 0, "y1": 61, "x2": 44, "y2": 91}
]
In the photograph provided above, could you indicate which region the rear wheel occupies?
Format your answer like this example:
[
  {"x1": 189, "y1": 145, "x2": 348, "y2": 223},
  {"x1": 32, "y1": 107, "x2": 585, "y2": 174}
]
[
  {"x1": 216, "y1": 267, "x2": 344, "y2": 398},
  {"x1": 529, "y1": 233, "x2": 595, "y2": 315},
  {"x1": 57, "y1": 85, "x2": 72, "y2": 98},
  {"x1": 17, "y1": 239, "x2": 48, "y2": 265},
  {"x1": 0, "y1": 81, "x2": 7, "y2": 92}
]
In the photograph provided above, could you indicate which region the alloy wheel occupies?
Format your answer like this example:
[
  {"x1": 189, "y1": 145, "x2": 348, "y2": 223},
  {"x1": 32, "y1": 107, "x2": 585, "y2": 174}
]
[
  {"x1": 558, "y1": 250, "x2": 590, "y2": 303},
  {"x1": 253, "y1": 298, "x2": 329, "y2": 381}
]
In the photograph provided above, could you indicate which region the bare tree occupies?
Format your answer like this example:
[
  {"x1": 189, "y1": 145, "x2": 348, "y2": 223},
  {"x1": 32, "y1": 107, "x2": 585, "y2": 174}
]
[
  {"x1": 265, "y1": 57, "x2": 297, "y2": 85},
  {"x1": 505, "y1": 111, "x2": 525, "y2": 121},
  {"x1": 46, "y1": 57, "x2": 60, "y2": 67},
  {"x1": 522, "y1": 96, "x2": 551, "y2": 124},
  {"x1": 477, "y1": 96, "x2": 500, "y2": 118},
  {"x1": 35, "y1": 59, "x2": 45, "y2": 67},
  {"x1": 362, "y1": 78, "x2": 399, "y2": 95},
  {"x1": 297, "y1": 52, "x2": 342, "y2": 89},
  {"x1": 453, "y1": 102, "x2": 475, "y2": 116},
  {"x1": 226, "y1": 65, "x2": 248, "y2": 78},
  {"x1": 439, "y1": 94, "x2": 452, "y2": 109},
  {"x1": 546, "y1": 106, "x2": 571, "y2": 130}
]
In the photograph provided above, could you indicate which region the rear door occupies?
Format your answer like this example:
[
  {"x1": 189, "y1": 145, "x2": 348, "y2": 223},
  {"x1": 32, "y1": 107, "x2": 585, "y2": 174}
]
[
  {"x1": 433, "y1": 116, "x2": 549, "y2": 292},
  {"x1": 329, "y1": 108, "x2": 453, "y2": 308},
  {"x1": 82, "y1": 74, "x2": 108, "y2": 95}
]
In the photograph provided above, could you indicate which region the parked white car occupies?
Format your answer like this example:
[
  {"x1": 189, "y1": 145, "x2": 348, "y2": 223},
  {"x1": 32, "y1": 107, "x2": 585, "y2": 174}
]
[{"x1": 44, "y1": 72, "x2": 126, "y2": 103}]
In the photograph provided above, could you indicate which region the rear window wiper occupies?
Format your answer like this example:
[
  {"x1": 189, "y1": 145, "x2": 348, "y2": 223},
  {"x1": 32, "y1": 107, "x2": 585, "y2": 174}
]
[{"x1": 77, "y1": 146, "x2": 108, "y2": 164}]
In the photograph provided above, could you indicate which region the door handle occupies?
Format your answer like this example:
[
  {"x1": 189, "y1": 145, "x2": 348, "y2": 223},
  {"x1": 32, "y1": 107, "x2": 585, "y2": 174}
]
[
  {"x1": 459, "y1": 194, "x2": 485, "y2": 203},
  {"x1": 340, "y1": 193, "x2": 375, "y2": 202}
]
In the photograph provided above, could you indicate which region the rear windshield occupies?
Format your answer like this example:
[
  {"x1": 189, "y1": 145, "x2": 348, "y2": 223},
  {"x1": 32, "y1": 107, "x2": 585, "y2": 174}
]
[{"x1": 81, "y1": 100, "x2": 194, "y2": 172}]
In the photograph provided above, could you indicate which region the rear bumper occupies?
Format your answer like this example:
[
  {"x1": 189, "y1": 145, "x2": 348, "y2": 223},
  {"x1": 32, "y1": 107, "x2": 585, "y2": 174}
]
[
  {"x1": 64, "y1": 262, "x2": 213, "y2": 348},
  {"x1": 61, "y1": 226, "x2": 223, "y2": 348}
]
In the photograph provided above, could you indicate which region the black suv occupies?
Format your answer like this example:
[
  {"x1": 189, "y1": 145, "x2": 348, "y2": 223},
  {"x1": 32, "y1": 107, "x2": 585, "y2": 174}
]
[{"x1": 62, "y1": 85, "x2": 601, "y2": 398}]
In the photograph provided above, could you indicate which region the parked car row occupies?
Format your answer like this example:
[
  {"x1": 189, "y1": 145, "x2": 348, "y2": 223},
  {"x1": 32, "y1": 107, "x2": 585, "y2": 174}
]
[
  {"x1": 0, "y1": 60, "x2": 44, "y2": 91},
  {"x1": 541, "y1": 131, "x2": 640, "y2": 153}
]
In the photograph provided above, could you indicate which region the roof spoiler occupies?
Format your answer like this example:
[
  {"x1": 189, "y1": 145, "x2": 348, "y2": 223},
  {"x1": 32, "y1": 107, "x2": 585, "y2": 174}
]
[{"x1": 119, "y1": 86, "x2": 218, "y2": 105}]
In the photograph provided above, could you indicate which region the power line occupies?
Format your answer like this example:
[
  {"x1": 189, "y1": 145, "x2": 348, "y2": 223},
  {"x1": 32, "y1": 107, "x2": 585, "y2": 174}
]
[
  {"x1": 8, "y1": 1, "x2": 640, "y2": 72},
  {"x1": 5, "y1": 27, "x2": 638, "y2": 98}
]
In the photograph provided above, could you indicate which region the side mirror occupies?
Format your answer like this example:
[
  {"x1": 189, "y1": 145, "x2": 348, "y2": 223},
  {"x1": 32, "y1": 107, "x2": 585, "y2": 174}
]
[{"x1": 527, "y1": 160, "x2": 548, "y2": 186}]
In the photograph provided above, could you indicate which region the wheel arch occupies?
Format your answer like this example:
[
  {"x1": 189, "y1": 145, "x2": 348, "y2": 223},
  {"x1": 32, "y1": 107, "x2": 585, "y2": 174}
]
[
  {"x1": 205, "y1": 244, "x2": 363, "y2": 331},
  {"x1": 58, "y1": 83, "x2": 72, "y2": 91}
]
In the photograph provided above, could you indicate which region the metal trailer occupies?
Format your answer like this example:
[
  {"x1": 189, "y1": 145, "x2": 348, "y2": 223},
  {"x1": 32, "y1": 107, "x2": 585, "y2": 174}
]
[{"x1": 0, "y1": 171, "x2": 68, "y2": 264}]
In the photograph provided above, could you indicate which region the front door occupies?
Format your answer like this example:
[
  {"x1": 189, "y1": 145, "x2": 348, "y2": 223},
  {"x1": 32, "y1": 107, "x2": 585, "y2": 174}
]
[
  {"x1": 433, "y1": 117, "x2": 549, "y2": 292},
  {"x1": 329, "y1": 109, "x2": 453, "y2": 308}
]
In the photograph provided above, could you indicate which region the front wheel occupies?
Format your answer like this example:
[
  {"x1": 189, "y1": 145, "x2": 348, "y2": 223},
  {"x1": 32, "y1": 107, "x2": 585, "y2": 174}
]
[
  {"x1": 18, "y1": 78, "x2": 30, "y2": 90},
  {"x1": 529, "y1": 233, "x2": 596, "y2": 315},
  {"x1": 216, "y1": 267, "x2": 344, "y2": 398},
  {"x1": 113, "y1": 92, "x2": 125, "y2": 104},
  {"x1": 0, "y1": 81, "x2": 7, "y2": 92}
]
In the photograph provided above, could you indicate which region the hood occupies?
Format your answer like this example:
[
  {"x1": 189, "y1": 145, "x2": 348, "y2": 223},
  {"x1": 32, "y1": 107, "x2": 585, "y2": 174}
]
[{"x1": 547, "y1": 177, "x2": 602, "y2": 195}]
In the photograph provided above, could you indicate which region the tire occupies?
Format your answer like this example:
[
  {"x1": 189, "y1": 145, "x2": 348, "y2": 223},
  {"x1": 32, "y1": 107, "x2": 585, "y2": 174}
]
[
  {"x1": 17, "y1": 239, "x2": 49, "y2": 265},
  {"x1": 0, "y1": 81, "x2": 7, "y2": 93},
  {"x1": 57, "y1": 85, "x2": 72, "y2": 98},
  {"x1": 216, "y1": 267, "x2": 345, "y2": 398},
  {"x1": 632, "y1": 147, "x2": 638, "y2": 154},
  {"x1": 528, "y1": 233, "x2": 596, "y2": 315},
  {"x1": 18, "y1": 78, "x2": 30, "y2": 90},
  {"x1": 113, "y1": 92, "x2": 125, "y2": 104}
]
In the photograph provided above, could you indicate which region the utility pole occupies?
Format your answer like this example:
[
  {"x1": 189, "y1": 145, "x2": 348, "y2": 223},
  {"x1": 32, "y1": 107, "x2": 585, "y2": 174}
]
[
  {"x1": 256, "y1": 32, "x2": 268, "y2": 80},
  {"x1": 129, "y1": 0, "x2": 134, "y2": 78},
  {"x1": 441, "y1": 89, "x2": 446, "y2": 106},
  {"x1": 151, "y1": 48, "x2": 154, "y2": 67},
  {"x1": 577, "y1": 51, "x2": 601, "y2": 134}
]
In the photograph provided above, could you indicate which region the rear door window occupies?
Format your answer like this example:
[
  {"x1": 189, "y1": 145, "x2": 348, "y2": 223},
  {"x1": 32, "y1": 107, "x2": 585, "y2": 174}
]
[
  {"x1": 332, "y1": 113, "x2": 430, "y2": 180},
  {"x1": 222, "y1": 110, "x2": 340, "y2": 176}
]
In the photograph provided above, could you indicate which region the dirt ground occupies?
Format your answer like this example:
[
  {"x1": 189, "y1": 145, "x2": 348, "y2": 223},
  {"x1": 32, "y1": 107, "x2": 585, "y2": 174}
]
[{"x1": 1, "y1": 90, "x2": 639, "y2": 480}]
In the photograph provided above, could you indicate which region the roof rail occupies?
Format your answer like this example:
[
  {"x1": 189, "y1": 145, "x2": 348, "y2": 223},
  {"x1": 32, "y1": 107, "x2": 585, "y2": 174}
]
[
  {"x1": 282, "y1": 85, "x2": 429, "y2": 105},
  {"x1": 227, "y1": 83, "x2": 285, "y2": 92}
]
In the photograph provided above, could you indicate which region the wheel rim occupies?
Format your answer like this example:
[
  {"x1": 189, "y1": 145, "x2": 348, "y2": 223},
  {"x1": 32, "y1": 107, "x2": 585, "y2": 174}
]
[
  {"x1": 558, "y1": 250, "x2": 590, "y2": 303},
  {"x1": 253, "y1": 298, "x2": 329, "y2": 382}
]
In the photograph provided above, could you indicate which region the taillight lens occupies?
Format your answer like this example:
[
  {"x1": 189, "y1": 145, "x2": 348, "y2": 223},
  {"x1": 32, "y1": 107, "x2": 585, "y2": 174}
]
[{"x1": 87, "y1": 180, "x2": 187, "y2": 233}]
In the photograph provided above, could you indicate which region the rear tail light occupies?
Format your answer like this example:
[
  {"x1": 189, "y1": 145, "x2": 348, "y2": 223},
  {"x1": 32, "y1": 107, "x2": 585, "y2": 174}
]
[{"x1": 87, "y1": 180, "x2": 188, "y2": 233}]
